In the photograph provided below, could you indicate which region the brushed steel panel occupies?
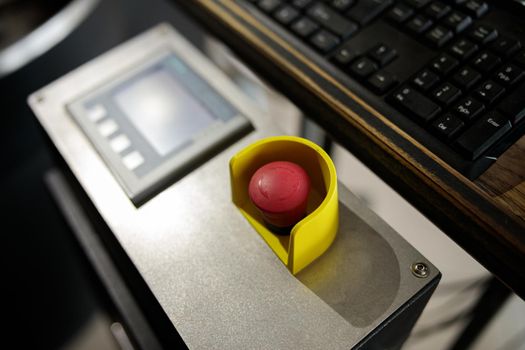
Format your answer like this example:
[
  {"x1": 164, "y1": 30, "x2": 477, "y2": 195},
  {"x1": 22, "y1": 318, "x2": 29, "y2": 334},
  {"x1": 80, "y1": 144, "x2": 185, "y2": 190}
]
[{"x1": 29, "y1": 23, "x2": 438, "y2": 349}]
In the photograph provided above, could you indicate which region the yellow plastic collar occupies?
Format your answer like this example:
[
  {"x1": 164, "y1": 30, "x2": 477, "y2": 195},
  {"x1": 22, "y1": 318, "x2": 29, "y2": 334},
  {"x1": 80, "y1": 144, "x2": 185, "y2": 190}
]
[{"x1": 229, "y1": 136, "x2": 338, "y2": 274}]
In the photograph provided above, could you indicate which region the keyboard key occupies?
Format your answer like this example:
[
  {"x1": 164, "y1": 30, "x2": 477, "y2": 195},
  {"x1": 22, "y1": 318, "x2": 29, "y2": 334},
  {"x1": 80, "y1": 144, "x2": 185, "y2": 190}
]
[
  {"x1": 310, "y1": 30, "x2": 340, "y2": 52},
  {"x1": 406, "y1": 15, "x2": 433, "y2": 34},
  {"x1": 474, "y1": 80, "x2": 505, "y2": 104},
  {"x1": 472, "y1": 51, "x2": 501, "y2": 73},
  {"x1": 412, "y1": 69, "x2": 440, "y2": 91},
  {"x1": 291, "y1": 0, "x2": 313, "y2": 9},
  {"x1": 308, "y1": 3, "x2": 358, "y2": 38},
  {"x1": 425, "y1": 1, "x2": 451, "y2": 20},
  {"x1": 432, "y1": 82, "x2": 462, "y2": 105},
  {"x1": 443, "y1": 11, "x2": 472, "y2": 33},
  {"x1": 331, "y1": 42, "x2": 360, "y2": 65},
  {"x1": 330, "y1": 0, "x2": 355, "y2": 11},
  {"x1": 405, "y1": 0, "x2": 430, "y2": 8},
  {"x1": 368, "y1": 43, "x2": 397, "y2": 66},
  {"x1": 367, "y1": 70, "x2": 397, "y2": 94},
  {"x1": 347, "y1": 0, "x2": 393, "y2": 26},
  {"x1": 497, "y1": 82, "x2": 525, "y2": 124},
  {"x1": 452, "y1": 96, "x2": 485, "y2": 121},
  {"x1": 430, "y1": 54, "x2": 459, "y2": 75},
  {"x1": 274, "y1": 6, "x2": 300, "y2": 25},
  {"x1": 387, "y1": 3, "x2": 414, "y2": 24},
  {"x1": 426, "y1": 26, "x2": 454, "y2": 48},
  {"x1": 468, "y1": 25, "x2": 498, "y2": 44},
  {"x1": 258, "y1": 0, "x2": 282, "y2": 12},
  {"x1": 389, "y1": 86, "x2": 441, "y2": 122},
  {"x1": 494, "y1": 64, "x2": 524, "y2": 86},
  {"x1": 449, "y1": 39, "x2": 478, "y2": 60},
  {"x1": 349, "y1": 57, "x2": 378, "y2": 79},
  {"x1": 455, "y1": 111, "x2": 512, "y2": 159},
  {"x1": 291, "y1": 17, "x2": 319, "y2": 37},
  {"x1": 490, "y1": 36, "x2": 521, "y2": 58},
  {"x1": 462, "y1": 0, "x2": 489, "y2": 18},
  {"x1": 432, "y1": 113, "x2": 465, "y2": 139},
  {"x1": 452, "y1": 66, "x2": 481, "y2": 90}
]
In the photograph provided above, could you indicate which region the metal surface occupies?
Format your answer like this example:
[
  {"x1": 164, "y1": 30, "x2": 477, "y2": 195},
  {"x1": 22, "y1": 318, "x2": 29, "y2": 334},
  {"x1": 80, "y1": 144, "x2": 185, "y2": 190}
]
[
  {"x1": 29, "y1": 24, "x2": 439, "y2": 349},
  {"x1": 44, "y1": 169, "x2": 164, "y2": 350},
  {"x1": 0, "y1": 0, "x2": 99, "y2": 77},
  {"x1": 110, "y1": 322, "x2": 136, "y2": 350}
]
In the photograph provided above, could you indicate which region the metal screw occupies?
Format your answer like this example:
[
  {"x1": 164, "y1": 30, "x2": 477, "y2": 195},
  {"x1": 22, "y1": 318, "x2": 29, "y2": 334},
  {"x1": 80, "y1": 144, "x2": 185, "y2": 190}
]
[{"x1": 411, "y1": 262, "x2": 429, "y2": 278}]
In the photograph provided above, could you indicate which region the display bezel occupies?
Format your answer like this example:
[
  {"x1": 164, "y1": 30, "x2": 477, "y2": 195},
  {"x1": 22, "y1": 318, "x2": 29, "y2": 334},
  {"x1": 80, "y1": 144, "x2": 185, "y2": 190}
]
[{"x1": 67, "y1": 49, "x2": 252, "y2": 205}]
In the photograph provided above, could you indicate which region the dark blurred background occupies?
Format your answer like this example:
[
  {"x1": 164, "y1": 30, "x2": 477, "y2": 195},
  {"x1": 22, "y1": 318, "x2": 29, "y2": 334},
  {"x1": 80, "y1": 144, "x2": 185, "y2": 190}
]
[{"x1": 0, "y1": 0, "x2": 201, "y2": 348}]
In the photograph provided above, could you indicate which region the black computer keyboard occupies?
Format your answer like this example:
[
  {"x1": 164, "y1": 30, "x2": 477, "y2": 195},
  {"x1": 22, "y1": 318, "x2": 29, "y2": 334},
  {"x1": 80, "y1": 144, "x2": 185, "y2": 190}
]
[{"x1": 242, "y1": 0, "x2": 525, "y2": 179}]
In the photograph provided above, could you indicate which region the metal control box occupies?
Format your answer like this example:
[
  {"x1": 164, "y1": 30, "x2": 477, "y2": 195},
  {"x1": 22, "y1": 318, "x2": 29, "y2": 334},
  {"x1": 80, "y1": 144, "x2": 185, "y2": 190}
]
[{"x1": 29, "y1": 24, "x2": 440, "y2": 349}]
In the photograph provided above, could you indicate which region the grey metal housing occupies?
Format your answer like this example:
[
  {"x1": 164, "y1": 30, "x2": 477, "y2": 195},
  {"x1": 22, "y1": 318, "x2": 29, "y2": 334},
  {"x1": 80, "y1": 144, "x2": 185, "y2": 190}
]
[{"x1": 29, "y1": 23, "x2": 440, "y2": 349}]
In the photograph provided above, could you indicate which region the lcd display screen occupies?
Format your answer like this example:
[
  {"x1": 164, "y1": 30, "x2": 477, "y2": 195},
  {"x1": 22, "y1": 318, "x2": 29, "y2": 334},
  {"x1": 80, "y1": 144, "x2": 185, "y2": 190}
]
[{"x1": 114, "y1": 68, "x2": 216, "y2": 156}]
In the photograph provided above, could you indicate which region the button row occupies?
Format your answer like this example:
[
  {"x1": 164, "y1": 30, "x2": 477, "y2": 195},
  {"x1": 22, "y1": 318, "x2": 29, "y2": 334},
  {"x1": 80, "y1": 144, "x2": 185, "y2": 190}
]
[
  {"x1": 390, "y1": 71, "x2": 523, "y2": 161},
  {"x1": 85, "y1": 104, "x2": 144, "y2": 170},
  {"x1": 252, "y1": 0, "x2": 521, "y2": 162},
  {"x1": 258, "y1": 0, "x2": 396, "y2": 54},
  {"x1": 387, "y1": 23, "x2": 525, "y2": 160},
  {"x1": 387, "y1": 0, "x2": 490, "y2": 49},
  {"x1": 331, "y1": 42, "x2": 399, "y2": 94}
]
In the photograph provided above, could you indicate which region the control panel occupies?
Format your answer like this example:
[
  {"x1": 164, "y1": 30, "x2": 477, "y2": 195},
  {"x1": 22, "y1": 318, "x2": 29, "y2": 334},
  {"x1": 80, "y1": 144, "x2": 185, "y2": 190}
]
[
  {"x1": 68, "y1": 49, "x2": 251, "y2": 205},
  {"x1": 29, "y1": 23, "x2": 440, "y2": 350}
]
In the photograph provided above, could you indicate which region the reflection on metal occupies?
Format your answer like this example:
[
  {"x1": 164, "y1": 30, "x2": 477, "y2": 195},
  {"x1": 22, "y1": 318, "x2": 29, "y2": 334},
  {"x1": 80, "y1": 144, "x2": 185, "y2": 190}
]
[
  {"x1": 0, "y1": 0, "x2": 98, "y2": 78},
  {"x1": 110, "y1": 322, "x2": 135, "y2": 350},
  {"x1": 204, "y1": 38, "x2": 303, "y2": 135}
]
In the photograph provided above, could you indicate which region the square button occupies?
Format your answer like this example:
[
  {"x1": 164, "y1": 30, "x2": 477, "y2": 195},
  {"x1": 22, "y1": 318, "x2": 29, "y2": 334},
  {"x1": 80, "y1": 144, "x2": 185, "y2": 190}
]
[
  {"x1": 86, "y1": 104, "x2": 107, "y2": 122},
  {"x1": 98, "y1": 118, "x2": 118, "y2": 137},
  {"x1": 122, "y1": 151, "x2": 144, "y2": 170},
  {"x1": 110, "y1": 134, "x2": 131, "y2": 153}
]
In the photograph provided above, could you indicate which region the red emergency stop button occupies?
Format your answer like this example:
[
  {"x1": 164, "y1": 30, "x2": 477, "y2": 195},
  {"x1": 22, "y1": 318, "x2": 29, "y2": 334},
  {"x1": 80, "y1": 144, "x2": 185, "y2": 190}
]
[{"x1": 248, "y1": 161, "x2": 310, "y2": 232}]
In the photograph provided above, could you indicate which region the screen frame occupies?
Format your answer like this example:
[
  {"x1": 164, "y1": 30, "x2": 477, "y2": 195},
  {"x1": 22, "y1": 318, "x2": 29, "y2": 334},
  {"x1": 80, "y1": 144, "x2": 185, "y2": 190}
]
[{"x1": 67, "y1": 49, "x2": 252, "y2": 205}]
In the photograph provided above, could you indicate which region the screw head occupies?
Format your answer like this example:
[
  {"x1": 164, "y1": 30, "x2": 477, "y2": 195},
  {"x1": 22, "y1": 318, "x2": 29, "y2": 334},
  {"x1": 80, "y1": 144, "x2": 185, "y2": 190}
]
[{"x1": 411, "y1": 262, "x2": 429, "y2": 278}]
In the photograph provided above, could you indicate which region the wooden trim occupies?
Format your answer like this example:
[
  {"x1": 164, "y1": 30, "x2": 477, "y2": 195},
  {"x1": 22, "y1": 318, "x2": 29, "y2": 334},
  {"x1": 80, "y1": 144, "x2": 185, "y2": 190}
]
[{"x1": 477, "y1": 136, "x2": 525, "y2": 221}]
